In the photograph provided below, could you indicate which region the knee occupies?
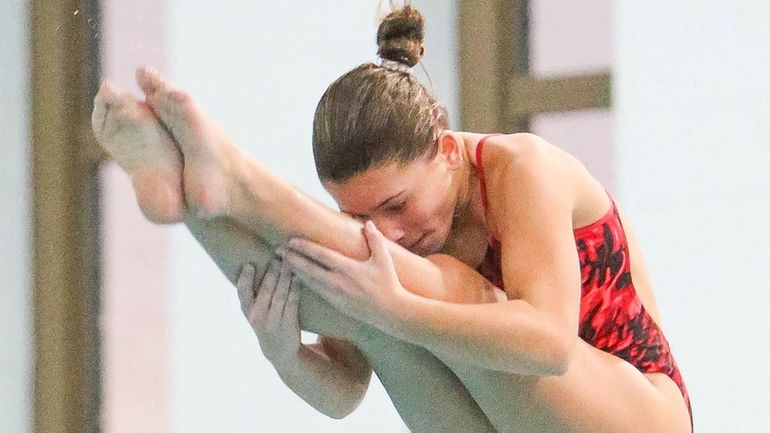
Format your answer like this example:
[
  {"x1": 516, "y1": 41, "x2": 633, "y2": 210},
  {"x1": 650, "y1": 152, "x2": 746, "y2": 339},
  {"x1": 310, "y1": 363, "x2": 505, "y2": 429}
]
[{"x1": 426, "y1": 253, "x2": 505, "y2": 304}]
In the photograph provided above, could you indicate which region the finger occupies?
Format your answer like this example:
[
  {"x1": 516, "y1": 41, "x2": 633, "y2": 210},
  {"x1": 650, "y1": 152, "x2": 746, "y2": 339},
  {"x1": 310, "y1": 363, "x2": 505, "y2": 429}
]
[
  {"x1": 283, "y1": 275, "x2": 301, "y2": 324},
  {"x1": 267, "y1": 262, "x2": 292, "y2": 324},
  {"x1": 246, "y1": 303, "x2": 265, "y2": 328},
  {"x1": 363, "y1": 220, "x2": 392, "y2": 266},
  {"x1": 280, "y1": 248, "x2": 347, "y2": 292},
  {"x1": 284, "y1": 238, "x2": 359, "y2": 272},
  {"x1": 292, "y1": 271, "x2": 349, "y2": 310},
  {"x1": 281, "y1": 249, "x2": 352, "y2": 305},
  {"x1": 236, "y1": 263, "x2": 256, "y2": 312},
  {"x1": 254, "y1": 257, "x2": 281, "y2": 314}
]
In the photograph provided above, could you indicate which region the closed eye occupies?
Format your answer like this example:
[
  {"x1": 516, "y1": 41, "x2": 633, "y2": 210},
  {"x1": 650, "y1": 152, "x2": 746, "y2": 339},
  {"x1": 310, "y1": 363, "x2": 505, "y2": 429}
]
[
  {"x1": 386, "y1": 201, "x2": 407, "y2": 213},
  {"x1": 341, "y1": 210, "x2": 367, "y2": 221}
]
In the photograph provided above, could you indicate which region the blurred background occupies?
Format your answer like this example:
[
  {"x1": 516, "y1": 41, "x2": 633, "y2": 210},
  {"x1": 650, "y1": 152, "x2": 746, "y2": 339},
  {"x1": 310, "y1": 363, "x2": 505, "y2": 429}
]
[{"x1": 2, "y1": 0, "x2": 769, "y2": 432}]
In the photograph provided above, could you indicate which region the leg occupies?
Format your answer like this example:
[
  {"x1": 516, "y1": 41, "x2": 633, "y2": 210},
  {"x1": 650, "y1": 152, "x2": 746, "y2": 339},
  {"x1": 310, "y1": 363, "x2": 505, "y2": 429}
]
[
  {"x1": 133, "y1": 67, "x2": 502, "y2": 306},
  {"x1": 92, "y1": 87, "x2": 496, "y2": 432},
  {"x1": 436, "y1": 345, "x2": 690, "y2": 433}
]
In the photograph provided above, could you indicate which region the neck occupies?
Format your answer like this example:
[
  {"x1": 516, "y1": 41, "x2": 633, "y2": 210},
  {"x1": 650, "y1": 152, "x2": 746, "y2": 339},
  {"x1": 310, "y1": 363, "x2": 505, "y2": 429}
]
[{"x1": 451, "y1": 133, "x2": 487, "y2": 230}]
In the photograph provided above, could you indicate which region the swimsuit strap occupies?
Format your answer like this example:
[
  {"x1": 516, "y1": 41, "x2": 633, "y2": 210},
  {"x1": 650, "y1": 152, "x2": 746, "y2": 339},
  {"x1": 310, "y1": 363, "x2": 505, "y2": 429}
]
[{"x1": 475, "y1": 133, "x2": 503, "y2": 214}]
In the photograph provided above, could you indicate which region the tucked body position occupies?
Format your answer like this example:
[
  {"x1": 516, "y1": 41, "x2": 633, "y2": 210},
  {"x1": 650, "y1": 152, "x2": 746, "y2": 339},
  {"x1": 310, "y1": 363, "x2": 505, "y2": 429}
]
[{"x1": 92, "y1": 5, "x2": 692, "y2": 433}]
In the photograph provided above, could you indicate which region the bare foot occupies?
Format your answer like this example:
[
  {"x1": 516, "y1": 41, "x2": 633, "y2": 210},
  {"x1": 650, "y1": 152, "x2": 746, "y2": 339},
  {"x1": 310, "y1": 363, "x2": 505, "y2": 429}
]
[
  {"x1": 135, "y1": 66, "x2": 238, "y2": 219},
  {"x1": 92, "y1": 80, "x2": 186, "y2": 224}
]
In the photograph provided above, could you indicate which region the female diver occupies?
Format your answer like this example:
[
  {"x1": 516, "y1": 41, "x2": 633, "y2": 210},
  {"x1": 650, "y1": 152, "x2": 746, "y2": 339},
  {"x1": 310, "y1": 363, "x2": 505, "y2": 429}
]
[{"x1": 91, "y1": 5, "x2": 692, "y2": 432}]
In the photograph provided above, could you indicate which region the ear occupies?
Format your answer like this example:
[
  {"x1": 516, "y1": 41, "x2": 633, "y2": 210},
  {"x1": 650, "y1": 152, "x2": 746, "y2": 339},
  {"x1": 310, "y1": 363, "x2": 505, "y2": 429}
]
[{"x1": 437, "y1": 131, "x2": 464, "y2": 169}]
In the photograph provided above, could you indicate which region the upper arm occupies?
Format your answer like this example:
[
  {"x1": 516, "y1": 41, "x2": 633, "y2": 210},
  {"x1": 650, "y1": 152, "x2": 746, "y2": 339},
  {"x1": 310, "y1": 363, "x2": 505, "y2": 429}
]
[
  {"x1": 317, "y1": 335, "x2": 373, "y2": 383},
  {"x1": 485, "y1": 135, "x2": 582, "y2": 339}
]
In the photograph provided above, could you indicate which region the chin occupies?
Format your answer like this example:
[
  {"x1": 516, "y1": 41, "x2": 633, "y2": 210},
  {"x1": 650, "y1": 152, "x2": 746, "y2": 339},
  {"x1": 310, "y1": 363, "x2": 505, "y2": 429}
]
[
  {"x1": 412, "y1": 244, "x2": 434, "y2": 257},
  {"x1": 410, "y1": 217, "x2": 452, "y2": 256},
  {"x1": 417, "y1": 232, "x2": 447, "y2": 257}
]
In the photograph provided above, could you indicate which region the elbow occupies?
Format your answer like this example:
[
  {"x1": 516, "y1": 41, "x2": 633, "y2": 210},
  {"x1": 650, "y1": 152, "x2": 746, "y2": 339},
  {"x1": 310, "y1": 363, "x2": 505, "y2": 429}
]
[
  {"x1": 326, "y1": 408, "x2": 353, "y2": 420},
  {"x1": 324, "y1": 399, "x2": 357, "y2": 419},
  {"x1": 325, "y1": 398, "x2": 361, "y2": 420},
  {"x1": 325, "y1": 382, "x2": 368, "y2": 419},
  {"x1": 544, "y1": 335, "x2": 577, "y2": 376},
  {"x1": 546, "y1": 355, "x2": 570, "y2": 377}
]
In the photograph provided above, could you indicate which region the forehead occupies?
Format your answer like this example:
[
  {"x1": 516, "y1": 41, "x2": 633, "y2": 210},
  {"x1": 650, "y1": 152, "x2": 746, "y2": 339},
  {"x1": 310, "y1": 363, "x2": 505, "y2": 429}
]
[{"x1": 324, "y1": 161, "x2": 425, "y2": 214}]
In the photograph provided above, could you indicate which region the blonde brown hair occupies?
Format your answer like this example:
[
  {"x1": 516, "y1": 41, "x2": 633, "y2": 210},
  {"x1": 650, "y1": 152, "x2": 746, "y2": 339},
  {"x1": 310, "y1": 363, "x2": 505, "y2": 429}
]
[{"x1": 312, "y1": 5, "x2": 449, "y2": 183}]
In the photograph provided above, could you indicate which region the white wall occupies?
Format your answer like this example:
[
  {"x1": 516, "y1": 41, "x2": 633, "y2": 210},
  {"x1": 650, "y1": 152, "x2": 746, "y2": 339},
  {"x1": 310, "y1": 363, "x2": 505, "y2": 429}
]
[
  {"x1": 164, "y1": 2, "x2": 456, "y2": 432},
  {"x1": 99, "y1": 2, "x2": 173, "y2": 432},
  {"x1": 529, "y1": 0, "x2": 614, "y2": 188},
  {"x1": 616, "y1": 2, "x2": 770, "y2": 432},
  {"x1": 0, "y1": 1, "x2": 32, "y2": 433}
]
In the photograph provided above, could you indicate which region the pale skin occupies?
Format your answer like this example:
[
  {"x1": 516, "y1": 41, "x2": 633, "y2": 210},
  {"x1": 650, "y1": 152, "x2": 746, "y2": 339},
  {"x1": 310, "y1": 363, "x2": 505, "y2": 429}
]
[{"x1": 93, "y1": 66, "x2": 691, "y2": 432}]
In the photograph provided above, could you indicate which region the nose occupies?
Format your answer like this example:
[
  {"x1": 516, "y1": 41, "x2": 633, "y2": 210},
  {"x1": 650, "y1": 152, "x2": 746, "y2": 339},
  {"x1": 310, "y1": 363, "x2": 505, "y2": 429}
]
[{"x1": 372, "y1": 217, "x2": 405, "y2": 243}]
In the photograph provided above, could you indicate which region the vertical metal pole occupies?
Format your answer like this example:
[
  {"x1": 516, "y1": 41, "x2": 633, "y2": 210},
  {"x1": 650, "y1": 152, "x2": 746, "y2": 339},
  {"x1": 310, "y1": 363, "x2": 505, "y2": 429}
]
[
  {"x1": 458, "y1": 0, "x2": 530, "y2": 133},
  {"x1": 30, "y1": 0, "x2": 103, "y2": 432}
]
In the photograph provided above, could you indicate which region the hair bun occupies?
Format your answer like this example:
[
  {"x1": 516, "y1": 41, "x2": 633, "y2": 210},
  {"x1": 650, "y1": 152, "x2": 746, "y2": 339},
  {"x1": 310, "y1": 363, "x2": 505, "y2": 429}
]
[{"x1": 376, "y1": 5, "x2": 425, "y2": 67}]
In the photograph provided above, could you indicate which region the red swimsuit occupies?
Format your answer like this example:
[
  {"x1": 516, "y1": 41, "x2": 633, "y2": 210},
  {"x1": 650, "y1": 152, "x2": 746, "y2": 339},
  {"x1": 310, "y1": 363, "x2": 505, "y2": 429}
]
[{"x1": 474, "y1": 135, "x2": 693, "y2": 430}]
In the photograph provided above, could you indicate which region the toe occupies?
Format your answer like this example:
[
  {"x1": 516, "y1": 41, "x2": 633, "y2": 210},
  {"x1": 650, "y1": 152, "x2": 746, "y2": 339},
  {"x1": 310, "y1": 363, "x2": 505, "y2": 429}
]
[
  {"x1": 96, "y1": 80, "x2": 123, "y2": 103},
  {"x1": 136, "y1": 65, "x2": 163, "y2": 98},
  {"x1": 146, "y1": 84, "x2": 196, "y2": 145},
  {"x1": 92, "y1": 80, "x2": 125, "y2": 135},
  {"x1": 137, "y1": 68, "x2": 183, "y2": 119}
]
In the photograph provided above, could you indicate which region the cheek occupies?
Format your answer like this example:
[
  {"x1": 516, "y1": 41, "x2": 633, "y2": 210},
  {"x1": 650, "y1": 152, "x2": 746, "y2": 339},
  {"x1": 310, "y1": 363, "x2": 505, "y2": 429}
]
[
  {"x1": 406, "y1": 177, "x2": 455, "y2": 227},
  {"x1": 407, "y1": 195, "x2": 448, "y2": 227}
]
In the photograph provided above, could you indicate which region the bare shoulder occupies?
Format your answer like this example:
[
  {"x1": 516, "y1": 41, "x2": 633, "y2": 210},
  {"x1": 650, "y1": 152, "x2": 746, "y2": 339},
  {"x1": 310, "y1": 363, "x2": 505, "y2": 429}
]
[
  {"x1": 483, "y1": 133, "x2": 577, "y2": 178},
  {"x1": 481, "y1": 133, "x2": 606, "y2": 232},
  {"x1": 483, "y1": 132, "x2": 545, "y2": 157},
  {"x1": 482, "y1": 133, "x2": 578, "y2": 198}
]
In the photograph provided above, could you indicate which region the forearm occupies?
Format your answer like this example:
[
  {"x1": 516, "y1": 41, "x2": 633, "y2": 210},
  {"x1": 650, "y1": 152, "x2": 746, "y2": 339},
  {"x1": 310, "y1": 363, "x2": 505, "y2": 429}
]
[
  {"x1": 381, "y1": 248, "x2": 569, "y2": 376},
  {"x1": 276, "y1": 343, "x2": 370, "y2": 419},
  {"x1": 393, "y1": 292, "x2": 572, "y2": 376}
]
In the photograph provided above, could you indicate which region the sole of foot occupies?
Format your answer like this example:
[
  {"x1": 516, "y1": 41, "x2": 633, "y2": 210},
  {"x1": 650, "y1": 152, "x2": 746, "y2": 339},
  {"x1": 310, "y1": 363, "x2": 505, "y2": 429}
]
[
  {"x1": 92, "y1": 80, "x2": 186, "y2": 224},
  {"x1": 135, "y1": 66, "x2": 236, "y2": 220}
]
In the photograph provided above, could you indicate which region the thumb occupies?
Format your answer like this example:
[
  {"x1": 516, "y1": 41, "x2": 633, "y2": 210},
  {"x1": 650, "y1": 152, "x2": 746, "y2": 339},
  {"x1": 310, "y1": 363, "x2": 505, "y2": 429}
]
[{"x1": 363, "y1": 220, "x2": 392, "y2": 265}]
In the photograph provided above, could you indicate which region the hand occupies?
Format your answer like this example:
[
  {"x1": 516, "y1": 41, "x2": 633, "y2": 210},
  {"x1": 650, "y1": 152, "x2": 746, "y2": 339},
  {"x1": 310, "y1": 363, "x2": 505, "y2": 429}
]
[
  {"x1": 237, "y1": 258, "x2": 302, "y2": 366},
  {"x1": 279, "y1": 221, "x2": 410, "y2": 331}
]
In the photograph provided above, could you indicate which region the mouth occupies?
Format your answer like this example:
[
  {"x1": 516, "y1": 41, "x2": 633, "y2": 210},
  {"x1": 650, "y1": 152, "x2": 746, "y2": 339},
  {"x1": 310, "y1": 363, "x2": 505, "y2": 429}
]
[{"x1": 407, "y1": 233, "x2": 428, "y2": 253}]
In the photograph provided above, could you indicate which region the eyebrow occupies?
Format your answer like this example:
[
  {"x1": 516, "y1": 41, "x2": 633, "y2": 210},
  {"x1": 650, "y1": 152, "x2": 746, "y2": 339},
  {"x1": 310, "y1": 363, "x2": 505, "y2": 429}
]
[
  {"x1": 344, "y1": 190, "x2": 406, "y2": 216},
  {"x1": 374, "y1": 190, "x2": 406, "y2": 209}
]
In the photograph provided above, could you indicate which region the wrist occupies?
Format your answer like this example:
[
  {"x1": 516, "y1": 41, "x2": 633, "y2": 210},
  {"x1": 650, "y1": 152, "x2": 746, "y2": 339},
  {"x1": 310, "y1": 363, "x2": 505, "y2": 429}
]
[
  {"x1": 267, "y1": 347, "x2": 303, "y2": 376},
  {"x1": 382, "y1": 290, "x2": 427, "y2": 342}
]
